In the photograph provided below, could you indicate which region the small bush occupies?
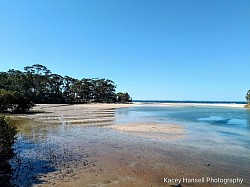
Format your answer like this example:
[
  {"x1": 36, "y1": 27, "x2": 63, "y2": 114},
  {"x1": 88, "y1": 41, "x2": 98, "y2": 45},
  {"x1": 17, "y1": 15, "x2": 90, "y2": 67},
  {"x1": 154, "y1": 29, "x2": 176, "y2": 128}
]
[
  {"x1": 0, "y1": 116, "x2": 17, "y2": 160},
  {"x1": 116, "y1": 92, "x2": 132, "y2": 103},
  {"x1": 0, "y1": 89, "x2": 34, "y2": 113}
]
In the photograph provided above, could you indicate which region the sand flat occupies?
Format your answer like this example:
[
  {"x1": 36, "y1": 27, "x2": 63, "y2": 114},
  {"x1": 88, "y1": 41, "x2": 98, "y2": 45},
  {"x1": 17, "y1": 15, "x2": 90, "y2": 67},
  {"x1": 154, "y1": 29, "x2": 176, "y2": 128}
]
[
  {"x1": 107, "y1": 123, "x2": 185, "y2": 140},
  {"x1": 19, "y1": 103, "x2": 138, "y2": 126}
]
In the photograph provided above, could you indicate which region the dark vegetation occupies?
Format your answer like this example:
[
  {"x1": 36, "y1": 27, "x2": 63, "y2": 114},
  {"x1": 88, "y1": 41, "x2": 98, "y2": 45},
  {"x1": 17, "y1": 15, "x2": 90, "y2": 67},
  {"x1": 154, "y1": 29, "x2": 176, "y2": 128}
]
[
  {"x1": 0, "y1": 89, "x2": 35, "y2": 113},
  {"x1": 0, "y1": 116, "x2": 16, "y2": 184},
  {"x1": 0, "y1": 115, "x2": 17, "y2": 185},
  {"x1": 0, "y1": 116, "x2": 17, "y2": 160},
  {"x1": 0, "y1": 64, "x2": 132, "y2": 113},
  {"x1": 246, "y1": 90, "x2": 250, "y2": 108}
]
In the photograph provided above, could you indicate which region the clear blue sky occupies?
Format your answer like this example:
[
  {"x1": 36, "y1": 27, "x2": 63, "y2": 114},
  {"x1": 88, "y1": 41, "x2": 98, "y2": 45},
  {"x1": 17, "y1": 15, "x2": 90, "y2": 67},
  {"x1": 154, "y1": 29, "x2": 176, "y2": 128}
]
[{"x1": 0, "y1": 0, "x2": 249, "y2": 101}]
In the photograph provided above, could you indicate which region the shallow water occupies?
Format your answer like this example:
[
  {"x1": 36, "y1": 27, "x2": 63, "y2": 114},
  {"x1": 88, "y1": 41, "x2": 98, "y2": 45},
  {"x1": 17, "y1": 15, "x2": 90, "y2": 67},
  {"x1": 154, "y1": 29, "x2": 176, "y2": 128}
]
[
  {"x1": 113, "y1": 105, "x2": 250, "y2": 186},
  {"x1": 1, "y1": 105, "x2": 250, "y2": 186},
  {"x1": 115, "y1": 105, "x2": 250, "y2": 155}
]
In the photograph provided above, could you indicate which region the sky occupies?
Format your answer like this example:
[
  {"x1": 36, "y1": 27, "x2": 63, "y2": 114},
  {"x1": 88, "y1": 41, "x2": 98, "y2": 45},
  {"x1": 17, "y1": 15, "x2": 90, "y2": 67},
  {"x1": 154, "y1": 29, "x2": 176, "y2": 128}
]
[{"x1": 0, "y1": 0, "x2": 249, "y2": 101}]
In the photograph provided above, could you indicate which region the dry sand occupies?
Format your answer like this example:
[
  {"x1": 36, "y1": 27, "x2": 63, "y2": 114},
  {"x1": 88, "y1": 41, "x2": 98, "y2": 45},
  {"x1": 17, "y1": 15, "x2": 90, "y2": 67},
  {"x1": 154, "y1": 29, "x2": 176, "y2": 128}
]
[{"x1": 20, "y1": 103, "x2": 138, "y2": 126}]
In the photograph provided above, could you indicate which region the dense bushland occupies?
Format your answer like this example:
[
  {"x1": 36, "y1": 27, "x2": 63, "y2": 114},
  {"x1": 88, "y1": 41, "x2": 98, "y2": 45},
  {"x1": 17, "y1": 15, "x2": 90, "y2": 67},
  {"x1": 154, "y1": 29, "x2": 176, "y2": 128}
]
[{"x1": 0, "y1": 64, "x2": 132, "y2": 112}]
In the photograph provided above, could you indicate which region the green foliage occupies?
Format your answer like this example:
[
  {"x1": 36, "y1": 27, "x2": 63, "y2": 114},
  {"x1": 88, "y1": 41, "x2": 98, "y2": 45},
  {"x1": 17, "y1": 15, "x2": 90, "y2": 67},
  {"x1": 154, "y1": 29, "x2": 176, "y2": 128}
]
[
  {"x1": 246, "y1": 90, "x2": 250, "y2": 102},
  {"x1": 0, "y1": 116, "x2": 17, "y2": 160},
  {"x1": 93, "y1": 78, "x2": 117, "y2": 103},
  {"x1": 0, "y1": 89, "x2": 34, "y2": 113},
  {"x1": 0, "y1": 64, "x2": 132, "y2": 104},
  {"x1": 116, "y1": 92, "x2": 132, "y2": 103},
  {"x1": 70, "y1": 78, "x2": 117, "y2": 103},
  {"x1": 246, "y1": 90, "x2": 250, "y2": 108}
]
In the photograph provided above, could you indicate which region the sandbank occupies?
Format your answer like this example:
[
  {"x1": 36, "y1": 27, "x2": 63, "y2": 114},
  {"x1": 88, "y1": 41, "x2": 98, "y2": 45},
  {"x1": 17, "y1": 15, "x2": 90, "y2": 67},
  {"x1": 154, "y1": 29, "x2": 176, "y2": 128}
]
[
  {"x1": 107, "y1": 122, "x2": 185, "y2": 140},
  {"x1": 19, "y1": 103, "x2": 139, "y2": 126}
]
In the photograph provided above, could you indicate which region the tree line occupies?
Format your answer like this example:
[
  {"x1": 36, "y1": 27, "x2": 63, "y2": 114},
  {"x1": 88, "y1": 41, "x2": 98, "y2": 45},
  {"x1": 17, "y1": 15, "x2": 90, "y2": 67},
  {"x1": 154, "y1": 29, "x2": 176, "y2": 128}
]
[{"x1": 0, "y1": 64, "x2": 132, "y2": 113}]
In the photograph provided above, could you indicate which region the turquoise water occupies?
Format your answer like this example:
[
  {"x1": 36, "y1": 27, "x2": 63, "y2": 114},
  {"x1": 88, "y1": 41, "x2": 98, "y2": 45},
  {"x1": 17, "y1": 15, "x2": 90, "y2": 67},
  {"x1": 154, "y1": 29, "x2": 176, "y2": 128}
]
[{"x1": 115, "y1": 105, "x2": 250, "y2": 156}]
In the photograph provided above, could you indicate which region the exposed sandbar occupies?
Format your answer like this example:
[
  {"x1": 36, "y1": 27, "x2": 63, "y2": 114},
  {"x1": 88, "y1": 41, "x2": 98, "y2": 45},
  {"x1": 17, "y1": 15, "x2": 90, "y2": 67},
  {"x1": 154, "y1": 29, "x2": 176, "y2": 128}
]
[{"x1": 108, "y1": 122, "x2": 185, "y2": 140}]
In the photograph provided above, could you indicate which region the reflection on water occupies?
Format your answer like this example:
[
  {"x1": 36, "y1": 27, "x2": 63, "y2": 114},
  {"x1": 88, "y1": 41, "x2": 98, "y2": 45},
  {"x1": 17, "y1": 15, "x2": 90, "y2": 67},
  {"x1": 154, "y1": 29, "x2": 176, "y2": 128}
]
[
  {"x1": 10, "y1": 138, "x2": 57, "y2": 186},
  {"x1": 0, "y1": 160, "x2": 12, "y2": 187},
  {"x1": 1, "y1": 117, "x2": 90, "y2": 187}
]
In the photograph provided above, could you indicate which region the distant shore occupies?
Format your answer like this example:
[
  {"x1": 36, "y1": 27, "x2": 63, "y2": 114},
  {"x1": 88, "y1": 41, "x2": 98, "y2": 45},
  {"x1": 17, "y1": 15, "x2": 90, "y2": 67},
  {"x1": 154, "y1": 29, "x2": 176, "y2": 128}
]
[
  {"x1": 133, "y1": 102, "x2": 245, "y2": 108},
  {"x1": 26, "y1": 102, "x2": 246, "y2": 115}
]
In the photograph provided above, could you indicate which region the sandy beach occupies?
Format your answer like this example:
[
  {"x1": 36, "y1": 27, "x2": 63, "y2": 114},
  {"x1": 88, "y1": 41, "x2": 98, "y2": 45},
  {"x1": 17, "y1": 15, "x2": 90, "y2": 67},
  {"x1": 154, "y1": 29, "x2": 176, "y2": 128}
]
[
  {"x1": 19, "y1": 103, "x2": 139, "y2": 126},
  {"x1": 7, "y1": 103, "x2": 249, "y2": 187}
]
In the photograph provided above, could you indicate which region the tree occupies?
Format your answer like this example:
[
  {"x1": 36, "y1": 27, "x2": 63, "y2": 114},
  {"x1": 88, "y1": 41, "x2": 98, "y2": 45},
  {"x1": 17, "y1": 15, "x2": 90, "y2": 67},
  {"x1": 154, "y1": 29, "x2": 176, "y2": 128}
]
[
  {"x1": 0, "y1": 89, "x2": 34, "y2": 113},
  {"x1": 24, "y1": 64, "x2": 51, "y2": 75},
  {"x1": 0, "y1": 64, "x2": 132, "y2": 104},
  {"x1": 71, "y1": 79, "x2": 95, "y2": 103},
  {"x1": 69, "y1": 78, "x2": 117, "y2": 103},
  {"x1": 116, "y1": 92, "x2": 132, "y2": 103},
  {"x1": 0, "y1": 70, "x2": 26, "y2": 94},
  {"x1": 62, "y1": 76, "x2": 77, "y2": 103},
  {"x1": 24, "y1": 64, "x2": 52, "y2": 103},
  {"x1": 0, "y1": 116, "x2": 17, "y2": 160},
  {"x1": 246, "y1": 90, "x2": 250, "y2": 108},
  {"x1": 93, "y1": 79, "x2": 117, "y2": 103},
  {"x1": 46, "y1": 74, "x2": 64, "y2": 103}
]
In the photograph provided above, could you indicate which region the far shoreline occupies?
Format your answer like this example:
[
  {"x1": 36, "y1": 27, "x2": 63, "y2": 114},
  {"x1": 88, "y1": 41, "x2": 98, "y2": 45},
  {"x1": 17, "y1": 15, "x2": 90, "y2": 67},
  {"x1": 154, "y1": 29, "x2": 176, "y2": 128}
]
[{"x1": 132, "y1": 101, "x2": 245, "y2": 108}]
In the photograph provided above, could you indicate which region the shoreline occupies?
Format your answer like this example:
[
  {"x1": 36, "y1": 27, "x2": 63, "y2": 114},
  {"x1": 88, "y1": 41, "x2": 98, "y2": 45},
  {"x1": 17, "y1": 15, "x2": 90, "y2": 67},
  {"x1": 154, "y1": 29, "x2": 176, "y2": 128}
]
[
  {"x1": 31, "y1": 102, "x2": 140, "y2": 111},
  {"x1": 133, "y1": 102, "x2": 245, "y2": 108},
  {"x1": 28, "y1": 101, "x2": 246, "y2": 113}
]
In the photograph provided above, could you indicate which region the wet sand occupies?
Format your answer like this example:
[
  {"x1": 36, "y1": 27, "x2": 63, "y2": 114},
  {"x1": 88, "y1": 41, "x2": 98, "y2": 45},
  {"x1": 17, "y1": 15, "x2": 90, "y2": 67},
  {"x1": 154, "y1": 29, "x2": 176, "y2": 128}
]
[
  {"x1": 107, "y1": 122, "x2": 185, "y2": 140},
  {"x1": 6, "y1": 103, "x2": 250, "y2": 187},
  {"x1": 33, "y1": 127, "x2": 249, "y2": 187}
]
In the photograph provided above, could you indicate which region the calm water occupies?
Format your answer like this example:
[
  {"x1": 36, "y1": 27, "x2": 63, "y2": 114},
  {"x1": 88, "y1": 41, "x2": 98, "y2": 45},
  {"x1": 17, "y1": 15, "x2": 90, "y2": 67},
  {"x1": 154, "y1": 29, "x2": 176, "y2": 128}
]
[{"x1": 115, "y1": 105, "x2": 250, "y2": 156}]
